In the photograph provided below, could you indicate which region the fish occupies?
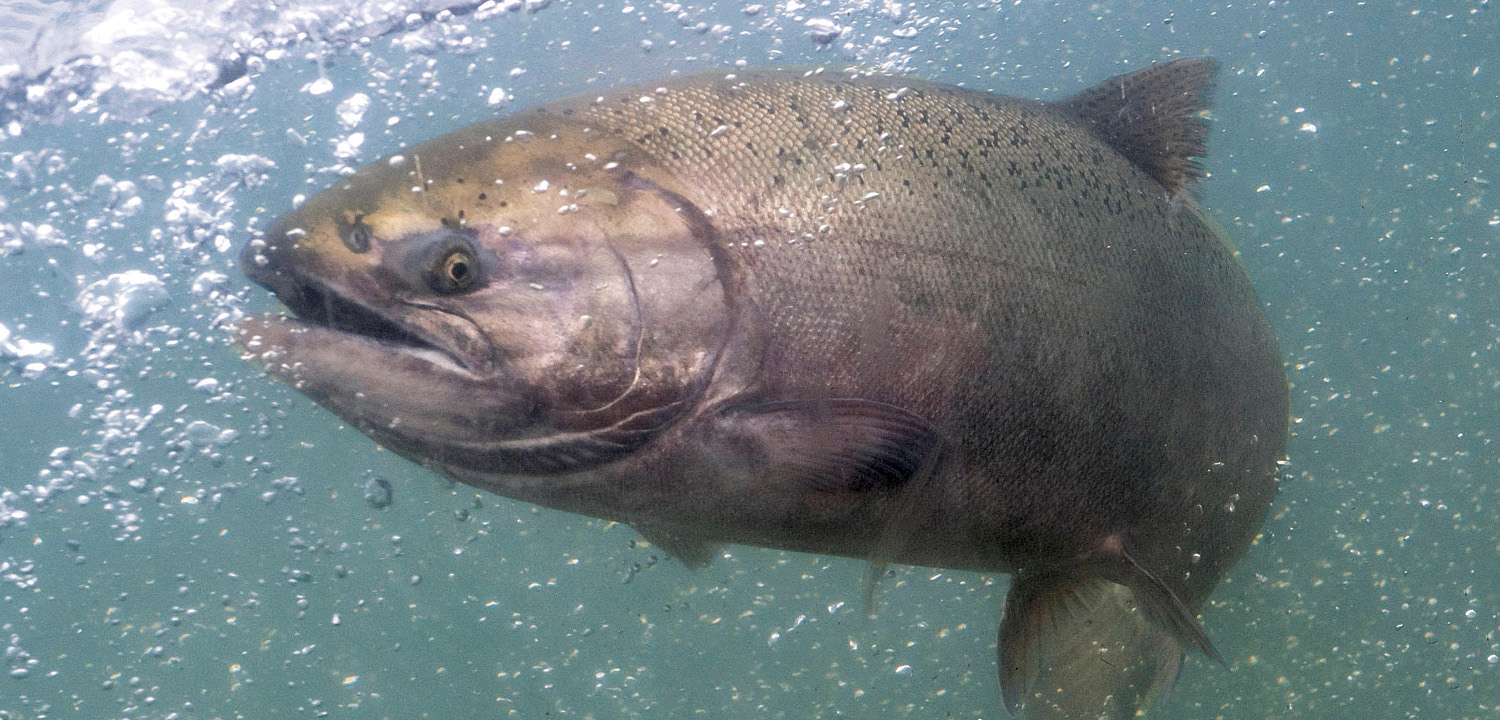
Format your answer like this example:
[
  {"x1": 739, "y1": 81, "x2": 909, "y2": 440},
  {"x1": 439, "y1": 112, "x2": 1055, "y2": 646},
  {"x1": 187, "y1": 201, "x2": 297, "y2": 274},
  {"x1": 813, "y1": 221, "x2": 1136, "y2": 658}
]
[{"x1": 237, "y1": 58, "x2": 1288, "y2": 719}]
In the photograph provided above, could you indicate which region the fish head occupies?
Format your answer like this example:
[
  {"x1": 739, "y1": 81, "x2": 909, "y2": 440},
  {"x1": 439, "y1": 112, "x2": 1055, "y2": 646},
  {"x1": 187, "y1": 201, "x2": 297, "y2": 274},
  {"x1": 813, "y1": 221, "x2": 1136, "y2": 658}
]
[{"x1": 237, "y1": 116, "x2": 729, "y2": 475}]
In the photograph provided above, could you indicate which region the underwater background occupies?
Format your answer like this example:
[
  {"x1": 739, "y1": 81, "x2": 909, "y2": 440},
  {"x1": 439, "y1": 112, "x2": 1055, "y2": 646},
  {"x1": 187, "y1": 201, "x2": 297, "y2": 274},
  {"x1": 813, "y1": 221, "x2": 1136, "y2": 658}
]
[{"x1": 1, "y1": 0, "x2": 1496, "y2": 718}]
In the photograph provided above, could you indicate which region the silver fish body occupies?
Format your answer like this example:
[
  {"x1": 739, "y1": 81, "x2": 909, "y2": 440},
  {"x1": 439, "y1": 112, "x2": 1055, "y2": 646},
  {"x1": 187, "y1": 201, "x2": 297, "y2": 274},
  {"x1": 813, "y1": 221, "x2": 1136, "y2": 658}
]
[{"x1": 239, "y1": 59, "x2": 1287, "y2": 719}]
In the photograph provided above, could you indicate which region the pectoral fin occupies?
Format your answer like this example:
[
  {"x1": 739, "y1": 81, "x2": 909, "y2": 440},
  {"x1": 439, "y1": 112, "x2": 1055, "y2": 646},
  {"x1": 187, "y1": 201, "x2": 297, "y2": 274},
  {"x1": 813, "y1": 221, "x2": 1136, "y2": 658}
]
[
  {"x1": 711, "y1": 398, "x2": 946, "y2": 612},
  {"x1": 640, "y1": 399, "x2": 941, "y2": 574},
  {"x1": 719, "y1": 398, "x2": 942, "y2": 495},
  {"x1": 718, "y1": 398, "x2": 944, "y2": 595}
]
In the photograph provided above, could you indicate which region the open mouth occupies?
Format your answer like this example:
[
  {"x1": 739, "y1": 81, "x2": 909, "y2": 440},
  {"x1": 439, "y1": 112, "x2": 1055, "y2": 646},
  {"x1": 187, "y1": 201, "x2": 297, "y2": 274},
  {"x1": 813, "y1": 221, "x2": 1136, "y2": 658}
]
[
  {"x1": 251, "y1": 274, "x2": 488, "y2": 376},
  {"x1": 280, "y1": 281, "x2": 432, "y2": 349}
]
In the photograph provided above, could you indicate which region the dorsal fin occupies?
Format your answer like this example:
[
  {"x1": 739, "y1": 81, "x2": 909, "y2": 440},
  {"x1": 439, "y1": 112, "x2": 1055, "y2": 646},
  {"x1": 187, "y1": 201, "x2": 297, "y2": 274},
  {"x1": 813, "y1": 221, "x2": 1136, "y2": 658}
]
[{"x1": 1055, "y1": 58, "x2": 1218, "y2": 196}]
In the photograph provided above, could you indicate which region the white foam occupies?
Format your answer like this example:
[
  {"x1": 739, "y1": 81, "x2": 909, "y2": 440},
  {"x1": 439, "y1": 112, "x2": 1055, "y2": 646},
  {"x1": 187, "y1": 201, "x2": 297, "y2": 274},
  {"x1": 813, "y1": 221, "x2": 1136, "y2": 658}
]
[{"x1": 0, "y1": 0, "x2": 545, "y2": 128}]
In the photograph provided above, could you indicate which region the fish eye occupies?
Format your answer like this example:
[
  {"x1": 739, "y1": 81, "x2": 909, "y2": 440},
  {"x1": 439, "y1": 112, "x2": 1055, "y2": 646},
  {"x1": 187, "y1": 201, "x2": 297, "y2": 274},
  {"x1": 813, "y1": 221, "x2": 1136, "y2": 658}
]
[
  {"x1": 404, "y1": 228, "x2": 486, "y2": 295},
  {"x1": 343, "y1": 218, "x2": 373, "y2": 253},
  {"x1": 431, "y1": 247, "x2": 478, "y2": 293}
]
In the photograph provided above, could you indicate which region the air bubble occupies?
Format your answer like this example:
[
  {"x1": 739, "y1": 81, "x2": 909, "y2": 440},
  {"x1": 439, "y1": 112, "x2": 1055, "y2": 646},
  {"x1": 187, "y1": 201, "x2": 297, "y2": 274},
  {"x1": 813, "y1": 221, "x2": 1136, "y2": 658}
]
[{"x1": 363, "y1": 478, "x2": 394, "y2": 510}]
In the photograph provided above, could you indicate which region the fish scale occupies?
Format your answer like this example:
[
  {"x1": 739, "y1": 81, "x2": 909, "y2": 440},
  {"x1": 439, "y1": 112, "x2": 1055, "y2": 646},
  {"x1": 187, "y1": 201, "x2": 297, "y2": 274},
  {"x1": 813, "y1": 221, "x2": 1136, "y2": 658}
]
[{"x1": 555, "y1": 69, "x2": 1253, "y2": 528}]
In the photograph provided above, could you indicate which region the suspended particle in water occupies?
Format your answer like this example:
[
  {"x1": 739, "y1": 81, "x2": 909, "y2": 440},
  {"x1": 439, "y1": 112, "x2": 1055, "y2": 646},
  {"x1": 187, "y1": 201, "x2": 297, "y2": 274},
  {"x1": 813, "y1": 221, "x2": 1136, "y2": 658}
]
[
  {"x1": 363, "y1": 477, "x2": 394, "y2": 510},
  {"x1": 805, "y1": 18, "x2": 842, "y2": 45}
]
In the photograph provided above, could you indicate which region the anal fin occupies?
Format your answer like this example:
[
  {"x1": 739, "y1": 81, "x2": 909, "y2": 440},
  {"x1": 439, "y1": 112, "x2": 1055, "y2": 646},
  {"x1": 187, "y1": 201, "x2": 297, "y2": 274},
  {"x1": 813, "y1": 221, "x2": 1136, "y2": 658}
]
[
  {"x1": 998, "y1": 552, "x2": 1217, "y2": 719},
  {"x1": 999, "y1": 573, "x2": 1121, "y2": 718}
]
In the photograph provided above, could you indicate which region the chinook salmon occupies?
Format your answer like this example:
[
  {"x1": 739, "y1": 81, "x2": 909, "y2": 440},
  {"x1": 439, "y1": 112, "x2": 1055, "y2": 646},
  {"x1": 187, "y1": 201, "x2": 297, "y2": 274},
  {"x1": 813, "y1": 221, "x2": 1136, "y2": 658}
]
[{"x1": 237, "y1": 58, "x2": 1288, "y2": 719}]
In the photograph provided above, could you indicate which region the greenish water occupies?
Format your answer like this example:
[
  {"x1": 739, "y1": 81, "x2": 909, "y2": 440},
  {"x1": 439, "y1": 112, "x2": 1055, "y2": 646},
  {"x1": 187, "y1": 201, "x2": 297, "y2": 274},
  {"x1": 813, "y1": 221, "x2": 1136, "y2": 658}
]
[{"x1": 1, "y1": 1, "x2": 1496, "y2": 718}]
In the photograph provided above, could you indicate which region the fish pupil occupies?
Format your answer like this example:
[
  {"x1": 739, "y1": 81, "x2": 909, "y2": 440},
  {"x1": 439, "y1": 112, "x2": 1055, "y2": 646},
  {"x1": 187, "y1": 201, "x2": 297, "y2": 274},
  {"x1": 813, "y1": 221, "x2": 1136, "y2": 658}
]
[
  {"x1": 436, "y1": 250, "x2": 476, "y2": 293},
  {"x1": 344, "y1": 221, "x2": 373, "y2": 253}
]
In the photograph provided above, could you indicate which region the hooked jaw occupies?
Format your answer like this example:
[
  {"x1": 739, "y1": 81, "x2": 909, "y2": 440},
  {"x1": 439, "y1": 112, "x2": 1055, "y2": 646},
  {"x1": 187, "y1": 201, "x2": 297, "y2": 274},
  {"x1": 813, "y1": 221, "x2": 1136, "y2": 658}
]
[
  {"x1": 234, "y1": 213, "x2": 551, "y2": 464},
  {"x1": 234, "y1": 309, "x2": 539, "y2": 472},
  {"x1": 238, "y1": 226, "x2": 498, "y2": 379}
]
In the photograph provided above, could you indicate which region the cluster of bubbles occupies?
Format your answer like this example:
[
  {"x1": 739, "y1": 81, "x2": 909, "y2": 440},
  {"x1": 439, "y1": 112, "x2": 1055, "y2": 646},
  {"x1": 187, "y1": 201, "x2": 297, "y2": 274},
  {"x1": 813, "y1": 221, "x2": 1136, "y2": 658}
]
[
  {"x1": 0, "y1": 319, "x2": 52, "y2": 380},
  {"x1": 0, "y1": 116, "x2": 303, "y2": 557},
  {"x1": 0, "y1": 0, "x2": 980, "y2": 550},
  {"x1": 0, "y1": 0, "x2": 556, "y2": 132},
  {"x1": 2, "y1": 0, "x2": 975, "y2": 146}
]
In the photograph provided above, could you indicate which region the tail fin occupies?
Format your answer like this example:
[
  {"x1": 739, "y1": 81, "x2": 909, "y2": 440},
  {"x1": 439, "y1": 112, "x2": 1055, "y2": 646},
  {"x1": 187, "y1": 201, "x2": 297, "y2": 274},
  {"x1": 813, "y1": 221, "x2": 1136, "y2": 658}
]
[{"x1": 998, "y1": 560, "x2": 1218, "y2": 719}]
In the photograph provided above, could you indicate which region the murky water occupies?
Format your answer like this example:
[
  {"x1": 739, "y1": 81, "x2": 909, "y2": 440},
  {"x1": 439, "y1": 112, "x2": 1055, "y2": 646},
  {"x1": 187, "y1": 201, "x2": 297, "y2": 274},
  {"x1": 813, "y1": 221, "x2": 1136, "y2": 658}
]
[{"x1": 2, "y1": 1, "x2": 1497, "y2": 718}]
